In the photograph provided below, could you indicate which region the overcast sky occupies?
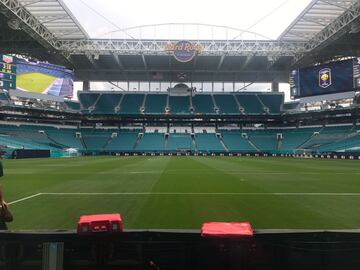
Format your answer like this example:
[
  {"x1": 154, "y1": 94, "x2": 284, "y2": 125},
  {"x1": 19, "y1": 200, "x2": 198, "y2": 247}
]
[{"x1": 63, "y1": 0, "x2": 312, "y2": 40}]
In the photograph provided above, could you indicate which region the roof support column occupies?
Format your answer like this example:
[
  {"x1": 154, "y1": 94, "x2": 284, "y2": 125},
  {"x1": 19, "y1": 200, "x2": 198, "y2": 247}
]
[
  {"x1": 83, "y1": 81, "x2": 90, "y2": 91},
  {"x1": 272, "y1": 81, "x2": 279, "y2": 92}
]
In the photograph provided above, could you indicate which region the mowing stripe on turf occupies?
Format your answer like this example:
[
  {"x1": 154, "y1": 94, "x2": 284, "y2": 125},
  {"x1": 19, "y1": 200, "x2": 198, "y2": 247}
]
[
  {"x1": 40, "y1": 192, "x2": 360, "y2": 196},
  {"x1": 8, "y1": 193, "x2": 42, "y2": 205}
]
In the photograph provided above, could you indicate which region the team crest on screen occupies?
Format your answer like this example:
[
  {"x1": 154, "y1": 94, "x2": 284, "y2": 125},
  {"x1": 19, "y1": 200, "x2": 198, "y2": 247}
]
[
  {"x1": 319, "y1": 68, "x2": 331, "y2": 88},
  {"x1": 2, "y1": 55, "x2": 13, "y2": 64}
]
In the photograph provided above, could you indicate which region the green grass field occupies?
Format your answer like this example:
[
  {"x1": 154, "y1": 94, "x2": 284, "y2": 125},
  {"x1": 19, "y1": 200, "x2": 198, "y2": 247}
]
[
  {"x1": 1, "y1": 156, "x2": 360, "y2": 231},
  {"x1": 16, "y1": 72, "x2": 57, "y2": 93}
]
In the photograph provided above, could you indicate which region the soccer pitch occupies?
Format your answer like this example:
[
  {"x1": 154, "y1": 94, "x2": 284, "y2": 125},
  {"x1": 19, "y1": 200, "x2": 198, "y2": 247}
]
[
  {"x1": 2, "y1": 156, "x2": 360, "y2": 231},
  {"x1": 16, "y1": 72, "x2": 57, "y2": 93}
]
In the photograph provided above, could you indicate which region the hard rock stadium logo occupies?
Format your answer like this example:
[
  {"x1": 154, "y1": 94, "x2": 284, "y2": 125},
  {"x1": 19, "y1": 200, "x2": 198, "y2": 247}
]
[
  {"x1": 164, "y1": 41, "x2": 203, "y2": 62},
  {"x1": 319, "y1": 68, "x2": 331, "y2": 88}
]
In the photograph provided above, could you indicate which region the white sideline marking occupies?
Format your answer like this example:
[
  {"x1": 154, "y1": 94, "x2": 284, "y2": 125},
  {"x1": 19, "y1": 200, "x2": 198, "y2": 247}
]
[
  {"x1": 40, "y1": 192, "x2": 360, "y2": 196},
  {"x1": 6, "y1": 192, "x2": 360, "y2": 205},
  {"x1": 8, "y1": 193, "x2": 42, "y2": 205}
]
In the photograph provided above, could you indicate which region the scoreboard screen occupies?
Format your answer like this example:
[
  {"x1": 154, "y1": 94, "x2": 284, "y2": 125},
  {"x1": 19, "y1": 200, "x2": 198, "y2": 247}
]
[
  {"x1": 290, "y1": 58, "x2": 360, "y2": 99},
  {"x1": 0, "y1": 54, "x2": 16, "y2": 90}
]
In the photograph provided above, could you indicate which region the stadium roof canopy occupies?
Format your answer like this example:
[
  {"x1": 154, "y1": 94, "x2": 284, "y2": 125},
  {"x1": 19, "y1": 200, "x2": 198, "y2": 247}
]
[{"x1": 0, "y1": 0, "x2": 359, "y2": 83}]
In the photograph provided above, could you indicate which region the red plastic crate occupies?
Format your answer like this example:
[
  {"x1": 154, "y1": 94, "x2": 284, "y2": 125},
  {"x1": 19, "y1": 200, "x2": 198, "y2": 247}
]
[
  {"x1": 77, "y1": 213, "x2": 123, "y2": 235},
  {"x1": 201, "y1": 222, "x2": 253, "y2": 238}
]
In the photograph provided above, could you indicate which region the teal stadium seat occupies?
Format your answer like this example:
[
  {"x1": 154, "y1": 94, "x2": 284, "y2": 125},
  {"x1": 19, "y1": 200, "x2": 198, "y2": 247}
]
[
  {"x1": 167, "y1": 134, "x2": 193, "y2": 151},
  {"x1": 213, "y1": 94, "x2": 239, "y2": 114},
  {"x1": 247, "y1": 130, "x2": 278, "y2": 152},
  {"x1": 46, "y1": 129, "x2": 84, "y2": 150},
  {"x1": 257, "y1": 94, "x2": 283, "y2": 114},
  {"x1": 118, "y1": 94, "x2": 144, "y2": 115},
  {"x1": 221, "y1": 131, "x2": 257, "y2": 152},
  {"x1": 192, "y1": 94, "x2": 215, "y2": 114},
  {"x1": 81, "y1": 130, "x2": 112, "y2": 151},
  {"x1": 235, "y1": 94, "x2": 264, "y2": 114},
  {"x1": 136, "y1": 133, "x2": 165, "y2": 152},
  {"x1": 105, "y1": 131, "x2": 139, "y2": 151},
  {"x1": 196, "y1": 133, "x2": 224, "y2": 152},
  {"x1": 169, "y1": 96, "x2": 190, "y2": 114},
  {"x1": 144, "y1": 94, "x2": 167, "y2": 114},
  {"x1": 93, "y1": 93, "x2": 122, "y2": 114},
  {"x1": 78, "y1": 93, "x2": 100, "y2": 111},
  {"x1": 65, "y1": 100, "x2": 81, "y2": 111}
]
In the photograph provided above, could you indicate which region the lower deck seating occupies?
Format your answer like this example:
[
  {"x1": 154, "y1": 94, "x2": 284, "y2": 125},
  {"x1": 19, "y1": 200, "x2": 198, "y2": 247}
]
[
  {"x1": 247, "y1": 131, "x2": 278, "y2": 152},
  {"x1": 0, "y1": 124, "x2": 359, "y2": 156},
  {"x1": 136, "y1": 133, "x2": 165, "y2": 151},
  {"x1": 221, "y1": 132, "x2": 256, "y2": 152},
  {"x1": 105, "y1": 131, "x2": 139, "y2": 151},
  {"x1": 196, "y1": 133, "x2": 224, "y2": 152},
  {"x1": 167, "y1": 134, "x2": 193, "y2": 150},
  {"x1": 82, "y1": 130, "x2": 112, "y2": 151}
]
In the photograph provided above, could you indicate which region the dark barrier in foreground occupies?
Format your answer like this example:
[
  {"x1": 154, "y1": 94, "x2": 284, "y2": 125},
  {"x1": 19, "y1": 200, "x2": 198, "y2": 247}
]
[{"x1": 1, "y1": 230, "x2": 360, "y2": 270}]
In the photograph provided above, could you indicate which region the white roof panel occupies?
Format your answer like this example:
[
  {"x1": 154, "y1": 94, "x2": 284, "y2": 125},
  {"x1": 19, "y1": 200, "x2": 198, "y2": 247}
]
[
  {"x1": 279, "y1": 0, "x2": 358, "y2": 41},
  {"x1": 18, "y1": 0, "x2": 89, "y2": 39}
]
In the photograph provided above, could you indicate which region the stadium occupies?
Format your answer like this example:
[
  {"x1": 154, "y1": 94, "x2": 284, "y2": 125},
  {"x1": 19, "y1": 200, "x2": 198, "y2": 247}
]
[{"x1": 0, "y1": 0, "x2": 360, "y2": 269}]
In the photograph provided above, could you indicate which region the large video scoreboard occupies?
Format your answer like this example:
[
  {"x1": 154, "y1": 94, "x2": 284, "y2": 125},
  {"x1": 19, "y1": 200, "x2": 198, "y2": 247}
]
[
  {"x1": 290, "y1": 58, "x2": 360, "y2": 99},
  {"x1": 0, "y1": 54, "x2": 16, "y2": 90}
]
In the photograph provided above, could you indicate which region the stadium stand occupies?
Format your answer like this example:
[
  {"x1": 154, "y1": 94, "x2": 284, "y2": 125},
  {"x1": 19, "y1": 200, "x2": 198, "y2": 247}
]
[
  {"x1": 1, "y1": 123, "x2": 359, "y2": 156},
  {"x1": 78, "y1": 92, "x2": 100, "y2": 111},
  {"x1": 118, "y1": 94, "x2": 144, "y2": 114},
  {"x1": 278, "y1": 127, "x2": 321, "y2": 153},
  {"x1": 169, "y1": 96, "x2": 190, "y2": 114},
  {"x1": 46, "y1": 128, "x2": 84, "y2": 150},
  {"x1": 64, "y1": 100, "x2": 81, "y2": 111},
  {"x1": 105, "y1": 130, "x2": 140, "y2": 151},
  {"x1": 221, "y1": 131, "x2": 257, "y2": 152},
  {"x1": 76, "y1": 92, "x2": 284, "y2": 115},
  {"x1": 196, "y1": 133, "x2": 225, "y2": 152},
  {"x1": 236, "y1": 94, "x2": 266, "y2": 114},
  {"x1": 81, "y1": 129, "x2": 112, "y2": 151},
  {"x1": 247, "y1": 130, "x2": 278, "y2": 152},
  {"x1": 0, "y1": 92, "x2": 10, "y2": 104},
  {"x1": 257, "y1": 93, "x2": 283, "y2": 113},
  {"x1": 167, "y1": 133, "x2": 193, "y2": 151},
  {"x1": 92, "y1": 93, "x2": 122, "y2": 114},
  {"x1": 213, "y1": 94, "x2": 239, "y2": 114},
  {"x1": 144, "y1": 94, "x2": 168, "y2": 114},
  {"x1": 136, "y1": 133, "x2": 165, "y2": 152},
  {"x1": 191, "y1": 94, "x2": 215, "y2": 114}
]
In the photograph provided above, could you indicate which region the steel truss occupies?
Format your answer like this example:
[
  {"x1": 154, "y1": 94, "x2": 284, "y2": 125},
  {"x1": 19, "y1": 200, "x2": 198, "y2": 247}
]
[
  {"x1": 304, "y1": 0, "x2": 360, "y2": 51},
  {"x1": 0, "y1": 0, "x2": 59, "y2": 49},
  {"x1": 56, "y1": 39, "x2": 306, "y2": 57},
  {"x1": 0, "y1": 0, "x2": 358, "y2": 62}
]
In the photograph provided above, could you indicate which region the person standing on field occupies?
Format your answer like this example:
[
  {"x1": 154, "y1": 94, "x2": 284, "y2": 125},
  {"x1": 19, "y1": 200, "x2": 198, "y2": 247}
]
[{"x1": 0, "y1": 161, "x2": 13, "y2": 230}]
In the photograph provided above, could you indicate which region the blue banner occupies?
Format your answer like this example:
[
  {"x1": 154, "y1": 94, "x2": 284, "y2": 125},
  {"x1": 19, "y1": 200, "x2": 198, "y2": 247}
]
[{"x1": 292, "y1": 59, "x2": 357, "y2": 98}]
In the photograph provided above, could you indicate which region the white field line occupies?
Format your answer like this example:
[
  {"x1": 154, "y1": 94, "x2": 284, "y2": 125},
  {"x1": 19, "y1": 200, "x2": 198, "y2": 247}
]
[
  {"x1": 7, "y1": 192, "x2": 360, "y2": 205},
  {"x1": 8, "y1": 193, "x2": 42, "y2": 205},
  {"x1": 40, "y1": 192, "x2": 360, "y2": 196}
]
